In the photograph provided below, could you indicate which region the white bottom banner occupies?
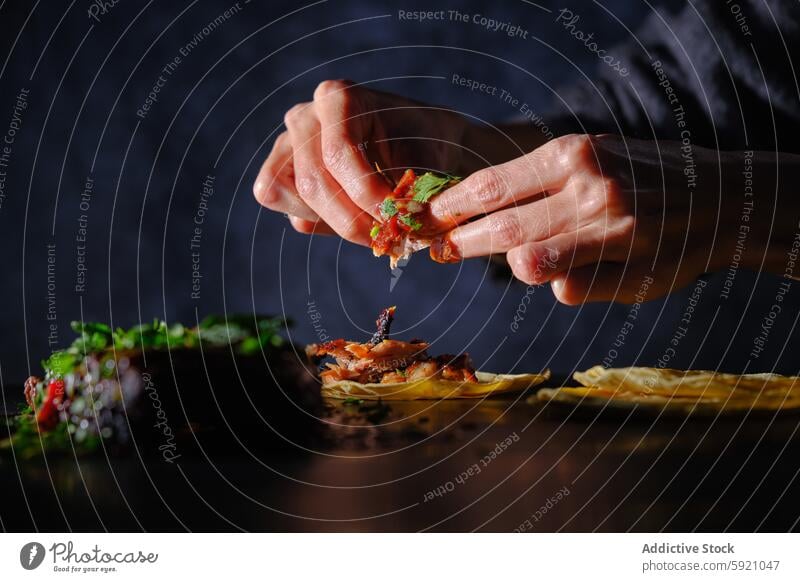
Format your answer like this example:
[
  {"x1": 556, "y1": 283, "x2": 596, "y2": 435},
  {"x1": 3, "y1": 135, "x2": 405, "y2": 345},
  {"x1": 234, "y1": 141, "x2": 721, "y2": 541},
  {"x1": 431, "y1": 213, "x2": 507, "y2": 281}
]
[{"x1": 1, "y1": 533, "x2": 797, "y2": 581}]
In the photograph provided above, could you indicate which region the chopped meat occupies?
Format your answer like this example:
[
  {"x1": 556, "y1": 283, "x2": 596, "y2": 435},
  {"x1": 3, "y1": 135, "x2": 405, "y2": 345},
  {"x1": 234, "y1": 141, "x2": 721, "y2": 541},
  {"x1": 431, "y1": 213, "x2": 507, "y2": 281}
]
[
  {"x1": 368, "y1": 169, "x2": 460, "y2": 268},
  {"x1": 306, "y1": 308, "x2": 477, "y2": 385},
  {"x1": 368, "y1": 306, "x2": 396, "y2": 346}
]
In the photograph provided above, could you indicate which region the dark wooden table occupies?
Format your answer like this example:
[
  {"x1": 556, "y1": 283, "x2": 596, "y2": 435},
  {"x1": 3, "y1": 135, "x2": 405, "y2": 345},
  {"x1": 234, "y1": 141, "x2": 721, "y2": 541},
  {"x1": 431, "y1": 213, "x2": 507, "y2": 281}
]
[{"x1": 3, "y1": 392, "x2": 800, "y2": 532}]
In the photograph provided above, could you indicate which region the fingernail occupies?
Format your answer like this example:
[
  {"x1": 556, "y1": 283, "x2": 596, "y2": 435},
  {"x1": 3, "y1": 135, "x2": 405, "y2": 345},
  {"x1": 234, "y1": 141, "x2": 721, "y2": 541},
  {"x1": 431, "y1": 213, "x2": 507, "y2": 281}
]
[{"x1": 430, "y1": 235, "x2": 462, "y2": 264}]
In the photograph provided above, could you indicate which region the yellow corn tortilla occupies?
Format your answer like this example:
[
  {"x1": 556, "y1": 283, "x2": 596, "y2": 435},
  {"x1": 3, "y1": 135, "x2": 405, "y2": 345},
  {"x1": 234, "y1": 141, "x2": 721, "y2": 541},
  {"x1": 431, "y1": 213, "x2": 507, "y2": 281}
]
[
  {"x1": 537, "y1": 366, "x2": 800, "y2": 415},
  {"x1": 322, "y1": 370, "x2": 550, "y2": 400}
]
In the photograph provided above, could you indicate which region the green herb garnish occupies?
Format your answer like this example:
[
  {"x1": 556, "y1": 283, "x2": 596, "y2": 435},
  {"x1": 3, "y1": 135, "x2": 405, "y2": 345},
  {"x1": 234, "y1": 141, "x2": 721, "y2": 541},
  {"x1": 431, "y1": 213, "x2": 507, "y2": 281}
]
[
  {"x1": 42, "y1": 315, "x2": 288, "y2": 378},
  {"x1": 398, "y1": 214, "x2": 422, "y2": 231},
  {"x1": 5, "y1": 314, "x2": 290, "y2": 458},
  {"x1": 369, "y1": 225, "x2": 380, "y2": 239},
  {"x1": 380, "y1": 197, "x2": 398, "y2": 218},
  {"x1": 411, "y1": 172, "x2": 460, "y2": 203}
]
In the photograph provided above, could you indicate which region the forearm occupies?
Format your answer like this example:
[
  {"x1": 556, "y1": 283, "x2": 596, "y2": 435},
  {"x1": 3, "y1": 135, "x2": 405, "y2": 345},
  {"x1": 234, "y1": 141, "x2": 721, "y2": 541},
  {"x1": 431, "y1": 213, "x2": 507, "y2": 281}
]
[{"x1": 717, "y1": 150, "x2": 800, "y2": 277}]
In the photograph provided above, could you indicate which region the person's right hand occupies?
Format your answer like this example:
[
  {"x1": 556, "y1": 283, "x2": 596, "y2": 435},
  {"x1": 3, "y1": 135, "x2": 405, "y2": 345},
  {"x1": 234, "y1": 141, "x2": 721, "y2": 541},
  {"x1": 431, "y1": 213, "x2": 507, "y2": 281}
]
[{"x1": 252, "y1": 80, "x2": 480, "y2": 245}]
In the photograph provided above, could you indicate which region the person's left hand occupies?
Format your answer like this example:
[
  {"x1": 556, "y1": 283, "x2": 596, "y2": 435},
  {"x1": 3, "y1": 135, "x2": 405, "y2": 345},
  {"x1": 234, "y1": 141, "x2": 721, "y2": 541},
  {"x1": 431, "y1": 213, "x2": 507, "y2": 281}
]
[{"x1": 427, "y1": 134, "x2": 750, "y2": 304}]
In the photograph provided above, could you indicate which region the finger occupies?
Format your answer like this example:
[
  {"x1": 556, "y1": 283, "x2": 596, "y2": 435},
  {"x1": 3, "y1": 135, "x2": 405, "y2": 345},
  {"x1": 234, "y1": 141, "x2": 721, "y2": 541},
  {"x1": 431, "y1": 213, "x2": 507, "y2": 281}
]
[
  {"x1": 253, "y1": 131, "x2": 322, "y2": 222},
  {"x1": 314, "y1": 80, "x2": 393, "y2": 216},
  {"x1": 285, "y1": 102, "x2": 373, "y2": 245},
  {"x1": 288, "y1": 215, "x2": 336, "y2": 236},
  {"x1": 507, "y1": 226, "x2": 624, "y2": 285},
  {"x1": 436, "y1": 194, "x2": 578, "y2": 259},
  {"x1": 550, "y1": 263, "x2": 656, "y2": 305},
  {"x1": 429, "y1": 133, "x2": 595, "y2": 227}
]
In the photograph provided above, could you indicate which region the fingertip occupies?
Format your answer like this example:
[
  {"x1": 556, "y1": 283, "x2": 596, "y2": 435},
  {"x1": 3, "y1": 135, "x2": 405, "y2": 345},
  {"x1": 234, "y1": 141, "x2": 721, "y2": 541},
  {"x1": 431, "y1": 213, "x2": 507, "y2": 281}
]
[
  {"x1": 430, "y1": 234, "x2": 463, "y2": 264},
  {"x1": 550, "y1": 274, "x2": 583, "y2": 306},
  {"x1": 252, "y1": 178, "x2": 274, "y2": 206},
  {"x1": 550, "y1": 275, "x2": 565, "y2": 295}
]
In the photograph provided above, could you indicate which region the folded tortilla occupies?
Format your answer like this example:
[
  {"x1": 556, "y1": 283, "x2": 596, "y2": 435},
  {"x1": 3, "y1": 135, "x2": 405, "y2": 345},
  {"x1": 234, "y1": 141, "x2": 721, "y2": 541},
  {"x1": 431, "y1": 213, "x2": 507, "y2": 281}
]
[
  {"x1": 537, "y1": 366, "x2": 800, "y2": 414},
  {"x1": 323, "y1": 370, "x2": 550, "y2": 400}
]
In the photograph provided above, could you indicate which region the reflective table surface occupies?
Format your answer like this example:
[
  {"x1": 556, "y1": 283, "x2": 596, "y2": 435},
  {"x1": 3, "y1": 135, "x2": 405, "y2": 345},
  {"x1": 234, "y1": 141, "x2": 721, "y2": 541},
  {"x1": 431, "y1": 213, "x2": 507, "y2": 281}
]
[{"x1": 3, "y1": 393, "x2": 800, "y2": 532}]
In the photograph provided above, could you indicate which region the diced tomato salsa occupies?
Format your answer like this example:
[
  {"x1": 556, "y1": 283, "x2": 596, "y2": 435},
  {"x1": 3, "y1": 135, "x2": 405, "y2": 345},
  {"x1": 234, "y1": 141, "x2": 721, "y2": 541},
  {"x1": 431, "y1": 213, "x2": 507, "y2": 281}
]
[
  {"x1": 392, "y1": 169, "x2": 416, "y2": 197},
  {"x1": 371, "y1": 215, "x2": 402, "y2": 255}
]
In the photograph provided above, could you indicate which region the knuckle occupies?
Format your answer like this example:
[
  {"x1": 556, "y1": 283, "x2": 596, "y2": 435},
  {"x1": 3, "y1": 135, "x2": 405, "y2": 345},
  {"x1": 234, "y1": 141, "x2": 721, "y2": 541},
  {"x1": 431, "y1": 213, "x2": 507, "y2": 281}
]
[
  {"x1": 513, "y1": 244, "x2": 561, "y2": 284},
  {"x1": 510, "y1": 247, "x2": 539, "y2": 285},
  {"x1": 560, "y1": 134, "x2": 598, "y2": 171},
  {"x1": 273, "y1": 131, "x2": 290, "y2": 150},
  {"x1": 571, "y1": 134, "x2": 600, "y2": 171},
  {"x1": 283, "y1": 103, "x2": 309, "y2": 127},
  {"x1": 487, "y1": 212, "x2": 522, "y2": 248},
  {"x1": 472, "y1": 167, "x2": 509, "y2": 209},
  {"x1": 560, "y1": 133, "x2": 590, "y2": 148},
  {"x1": 598, "y1": 177, "x2": 626, "y2": 208},
  {"x1": 253, "y1": 169, "x2": 279, "y2": 206},
  {"x1": 575, "y1": 176, "x2": 626, "y2": 217},
  {"x1": 576, "y1": 185, "x2": 606, "y2": 217},
  {"x1": 314, "y1": 79, "x2": 349, "y2": 101},
  {"x1": 295, "y1": 173, "x2": 319, "y2": 199},
  {"x1": 338, "y1": 220, "x2": 363, "y2": 243},
  {"x1": 321, "y1": 139, "x2": 350, "y2": 172}
]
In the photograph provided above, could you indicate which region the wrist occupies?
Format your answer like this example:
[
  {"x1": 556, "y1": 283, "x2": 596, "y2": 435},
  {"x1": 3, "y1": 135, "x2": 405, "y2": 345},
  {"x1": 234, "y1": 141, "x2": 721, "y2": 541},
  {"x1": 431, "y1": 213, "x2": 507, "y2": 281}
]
[{"x1": 713, "y1": 150, "x2": 800, "y2": 274}]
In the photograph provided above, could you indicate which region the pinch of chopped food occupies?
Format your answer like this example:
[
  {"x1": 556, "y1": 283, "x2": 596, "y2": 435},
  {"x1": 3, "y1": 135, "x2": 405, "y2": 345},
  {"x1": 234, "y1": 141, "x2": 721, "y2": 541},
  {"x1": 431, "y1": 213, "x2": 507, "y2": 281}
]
[{"x1": 369, "y1": 169, "x2": 460, "y2": 268}]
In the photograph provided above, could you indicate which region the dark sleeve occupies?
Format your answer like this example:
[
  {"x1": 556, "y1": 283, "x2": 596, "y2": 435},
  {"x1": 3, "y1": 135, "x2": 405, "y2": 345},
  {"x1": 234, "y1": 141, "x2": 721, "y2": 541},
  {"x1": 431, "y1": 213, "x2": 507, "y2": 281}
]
[{"x1": 547, "y1": 0, "x2": 800, "y2": 153}]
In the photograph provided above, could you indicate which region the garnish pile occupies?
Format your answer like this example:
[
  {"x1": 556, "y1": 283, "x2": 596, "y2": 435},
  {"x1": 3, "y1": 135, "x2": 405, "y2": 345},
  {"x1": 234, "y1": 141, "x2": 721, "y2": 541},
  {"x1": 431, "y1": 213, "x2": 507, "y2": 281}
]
[
  {"x1": 4, "y1": 315, "x2": 288, "y2": 456},
  {"x1": 369, "y1": 169, "x2": 460, "y2": 267}
]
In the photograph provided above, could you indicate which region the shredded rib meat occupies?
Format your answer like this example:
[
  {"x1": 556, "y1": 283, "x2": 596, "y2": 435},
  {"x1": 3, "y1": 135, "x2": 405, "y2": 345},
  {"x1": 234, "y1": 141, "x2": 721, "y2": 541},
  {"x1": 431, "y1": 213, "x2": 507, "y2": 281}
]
[{"x1": 305, "y1": 308, "x2": 477, "y2": 385}]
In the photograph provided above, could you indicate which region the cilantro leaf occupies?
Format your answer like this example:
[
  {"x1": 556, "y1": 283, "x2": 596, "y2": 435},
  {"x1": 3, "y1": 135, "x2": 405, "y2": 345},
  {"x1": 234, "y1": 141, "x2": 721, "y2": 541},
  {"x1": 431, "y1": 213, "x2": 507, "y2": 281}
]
[
  {"x1": 411, "y1": 172, "x2": 460, "y2": 203},
  {"x1": 380, "y1": 197, "x2": 398, "y2": 218},
  {"x1": 398, "y1": 213, "x2": 422, "y2": 231}
]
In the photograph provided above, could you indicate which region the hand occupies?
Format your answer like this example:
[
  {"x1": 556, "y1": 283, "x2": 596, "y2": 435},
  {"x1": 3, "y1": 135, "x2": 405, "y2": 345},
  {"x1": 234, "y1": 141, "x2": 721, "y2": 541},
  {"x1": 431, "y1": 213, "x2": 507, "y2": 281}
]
[
  {"x1": 253, "y1": 80, "x2": 483, "y2": 245},
  {"x1": 429, "y1": 134, "x2": 791, "y2": 304}
]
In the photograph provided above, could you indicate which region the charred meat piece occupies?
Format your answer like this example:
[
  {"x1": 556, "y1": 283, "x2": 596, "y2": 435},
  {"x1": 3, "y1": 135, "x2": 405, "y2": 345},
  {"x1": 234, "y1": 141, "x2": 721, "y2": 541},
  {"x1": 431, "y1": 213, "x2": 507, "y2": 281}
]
[{"x1": 368, "y1": 305, "x2": 396, "y2": 346}]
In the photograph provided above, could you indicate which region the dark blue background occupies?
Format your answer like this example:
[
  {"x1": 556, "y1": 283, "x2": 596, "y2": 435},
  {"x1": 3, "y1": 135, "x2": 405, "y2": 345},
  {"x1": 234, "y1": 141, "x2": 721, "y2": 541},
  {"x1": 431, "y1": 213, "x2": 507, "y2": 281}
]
[{"x1": 1, "y1": 0, "x2": 798, "y2": 390}]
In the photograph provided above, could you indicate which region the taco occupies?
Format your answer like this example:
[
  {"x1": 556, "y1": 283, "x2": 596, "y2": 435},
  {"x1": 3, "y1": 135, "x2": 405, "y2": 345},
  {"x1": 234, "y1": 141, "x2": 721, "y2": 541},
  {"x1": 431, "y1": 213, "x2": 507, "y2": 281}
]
[
  {"x1": 537, "y1": 366, "x2": 800, "y2": 415},
  {"x1": 306, "y1": 307, "x2": 549, "y2": 400}
]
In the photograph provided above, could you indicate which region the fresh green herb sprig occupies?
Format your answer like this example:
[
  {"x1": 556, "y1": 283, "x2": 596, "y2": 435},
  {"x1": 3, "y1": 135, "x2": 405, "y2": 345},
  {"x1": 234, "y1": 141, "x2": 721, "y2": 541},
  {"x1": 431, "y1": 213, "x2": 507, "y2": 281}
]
[
  {"x1": 2, "y1": 413, "x2": 100, "y2": 458},
  {"x1": 380, "y1": 197, "x2": 398, "y2": 218},
  {"x1": 411, "y1": 172, "x2": 460, "y2": 203},
  {"x1": 398, "y1": 214, "x2": 422, "y2": 231},
  {"x1": 42, "y1": 315, "x2": 289, "y2": 378}
]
